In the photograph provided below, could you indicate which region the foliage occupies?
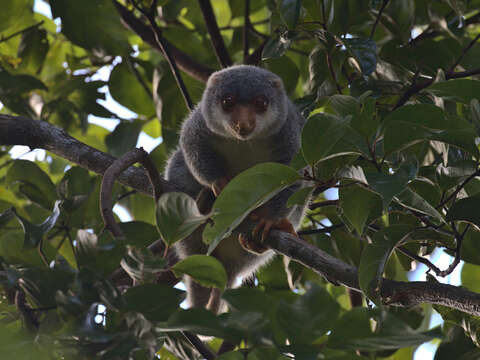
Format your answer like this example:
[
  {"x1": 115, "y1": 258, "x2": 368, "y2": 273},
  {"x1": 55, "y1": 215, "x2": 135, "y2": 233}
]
[{"x1": 0, "y1": 0, "x2": 480, "y2": 359}]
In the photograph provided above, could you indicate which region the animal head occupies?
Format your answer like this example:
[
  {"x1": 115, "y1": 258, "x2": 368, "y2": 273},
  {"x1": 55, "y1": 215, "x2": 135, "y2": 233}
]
[{"x1": 201, "y1": 65, "x2": 289, "y2": 140}]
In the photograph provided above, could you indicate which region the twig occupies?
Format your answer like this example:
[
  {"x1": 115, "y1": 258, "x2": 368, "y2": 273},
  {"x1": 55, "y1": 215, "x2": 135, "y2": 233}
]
[
  {"x1": 198, "y1": 0, "x2": 232, "y2": 68},
  {"x1": 245, "y1": 39, "x2": 267, "y2": 66},
  {"x1": 126, "y1": 57, "x2": 153, "y2": 101},
  {"x1": 298, "y1": 223, "x2": 344, "y2": 235},
  {"x1": 15, "y1": 289, "x2": 39, "y2": 331},
  {"x1": 447, "y1": 67, "x2": 480, "y2": 79},
  {"x1": 320, "y1": 0, "x2": 328, "y2": 30},
  {"x1": 370, "y1": 0, "x2": 390, "y2": 39},
  {"x1": 243, "y1": 0, "x2": 250, "y2": 62},
  {"x1": 0, "y1": 21, "x2": 44, "y2": 43},
  {"x1": 436, "y1": 169, "x2": 480, "y2": 209},
  {"x1": 113, "y1": 0, "x2": 213, "y2": 82},
  {"x1": 182, "y1": 331, "x2": 216, "y2": 360},
  {"x1": 326, "y1": 52, "x2": 342, "y2": 94},
  {"x1": 309, "y1": 200, "x2": 339, "y2": 210},
  {"x1": 448, "y1": 33, "x2": 480, "y2": 72},
  {"x1": 130, "y1": 0, "x2": 194, "y2": 111}
]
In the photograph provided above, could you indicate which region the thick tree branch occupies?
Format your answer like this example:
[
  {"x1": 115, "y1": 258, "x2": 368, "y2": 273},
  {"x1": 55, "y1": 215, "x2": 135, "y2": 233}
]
[
  {"x1": 197, "y1": 0, "x2": 233, "y2": 68},
  {"x1": 266, "y1": 230, "x2": 480, "y2": 316},
  {"x1": 0, "y1": 115, "x2": 177, "y2": 196},
  {"x1": 113, "y1": 1, "x2": 214, "y2": 83},
  {"x1": 3, "y1": 115, "x2": 480, "y2": 316}
]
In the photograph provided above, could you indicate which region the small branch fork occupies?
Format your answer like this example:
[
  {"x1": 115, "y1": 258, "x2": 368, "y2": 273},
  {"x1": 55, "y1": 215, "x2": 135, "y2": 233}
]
[
  {"x1": 129, "y1": 0, "x2": 194, "y2": 111},
  {"x1": 100, "y1": 147, "x2": 163, "y2": 237},
  {"x1": 2, "y1": 115, "x2": 480, "y2": 316},
  {"x1": 394, "y1": 28, "x2": 480, "y2": 109},
  {"x1": 397, "y1": 223, "x2": 469, "y2": 277},
  {"x1": 370, "y1": 0, "x2": 390, "y2": 39}
]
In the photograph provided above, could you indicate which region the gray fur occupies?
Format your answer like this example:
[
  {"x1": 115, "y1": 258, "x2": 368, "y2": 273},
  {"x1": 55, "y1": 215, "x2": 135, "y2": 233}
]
[{"x1": 164, "y1": 65, "x2": 307, "y2": 312}]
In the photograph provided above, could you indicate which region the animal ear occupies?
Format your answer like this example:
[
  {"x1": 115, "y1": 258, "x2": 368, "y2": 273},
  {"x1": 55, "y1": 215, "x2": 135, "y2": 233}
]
[{"x1": 208, "y1": 71, "x2": 221, "y2": 86}]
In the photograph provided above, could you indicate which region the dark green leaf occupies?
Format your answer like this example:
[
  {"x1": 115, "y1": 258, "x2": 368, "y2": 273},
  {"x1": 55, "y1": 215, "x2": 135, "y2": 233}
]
[
  {"x1": 172, "y1": 255, "x2": 227, "y2": 289},
  {"x1": 203, "y1": 163, "x2": 300, "y2": 253},
  {"x1": 301, "y1": 113, "x2": 350, "y2": 165},
  {"x1": 50, "y1": 0, "x2": 130, "y2": 55},
  {"x1": 156, "y1": 192, "x2": 208, "y2": 247},
  {"x1": 287, "y1": 186, "x2": 314, "y2": 208},
  {"x1": 359, "y1": 226, "x2": 410, "y2": 301},
  {"x1": 6, "y1": 160, "x2": 57, "y2": 210},
  {"x1": 344, "y1": 38, "x2": 377, "y2": 75},
  {"x1": 340, "y1": 185, "x2": 382, "y2": 234},
  {"x1": 12, "y1": 201, "x2": 61, "y2": 249},
  {"x1": 279, "y1": 283, "x2": 340, "y2": 344},
  {"x1": 123, "y1": 284, "x2": 185, "y2": 321},
  {"x1": 278, "y1": 0, "x2": 301, "y2": 29},
  {"x1": 109, "y1": 62, "x2": 155, "y2": 116},
  {"x1": 429, "y1": 79, "x2": 480, "y2": 104},
  {"x1": 446, "y1": 193, "x2": 480, "y2": 227}
]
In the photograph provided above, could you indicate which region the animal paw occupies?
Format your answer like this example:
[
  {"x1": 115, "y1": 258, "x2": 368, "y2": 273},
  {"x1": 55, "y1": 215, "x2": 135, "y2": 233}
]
[{"x1": 239, "y1": 217, "x2": 297, "y2": 254}]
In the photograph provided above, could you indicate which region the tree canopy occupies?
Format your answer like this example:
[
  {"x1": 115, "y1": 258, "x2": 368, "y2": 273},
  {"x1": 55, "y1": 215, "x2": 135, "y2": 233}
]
[{"x1": 1, "y1": 0, "x2": 480, "y2": 359}]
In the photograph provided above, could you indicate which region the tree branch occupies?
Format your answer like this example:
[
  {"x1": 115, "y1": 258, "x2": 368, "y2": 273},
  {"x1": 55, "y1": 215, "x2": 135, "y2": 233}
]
[
  {"x1": 3, "y1": 115, "x2": 480, "y2": 316},
  {"x1": 113, "y1": 0, "x2": 214, "y2": 83},
  {"x1": 0, "y1": 20, "x2": 44, "y2": 43},
  {"x1": 197, "y1": 0, "x2": 233, "y2": 68},
  {"x1": 370, "y1": 0, "x2": 390, "y2": 39},
  {"x1": 0, "y1": 115, "x2": 176, "y2": 196}
]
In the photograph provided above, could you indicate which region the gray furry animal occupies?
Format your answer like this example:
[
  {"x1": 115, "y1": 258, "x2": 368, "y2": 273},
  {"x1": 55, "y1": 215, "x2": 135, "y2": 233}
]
[{"x1": 165, "y1": 65, "x2": 307, "y2": 312}]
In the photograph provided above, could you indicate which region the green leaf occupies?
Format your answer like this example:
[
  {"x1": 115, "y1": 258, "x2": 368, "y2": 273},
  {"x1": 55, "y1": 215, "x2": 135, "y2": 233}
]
[
  {"x1": 461, "y1": 263, "x2": 480, "y2": 293},
  {"x1": 329, "y1": 95, "x2": 360, "y2": 117},
  {"x1": 429, "y1": 79, "x2": 480, "y2": 104},
  {"x1": 344, "y1": 38, "x2": 377, "y2": 75},
  {"x1": 164, "y1": 308, "x2": 227, "y2": 339},
  {"x1": 339, "y1": 185, "x2": 382, "y2": 234},
  {"x1": 203, "y1": 163, "x2": 300, "y2": 253},
  {"x1": 351, "y1": 97, "x2": 378, "y2": 139},
  {"x1": 358, "y1": 226, "x2": 409, "y2": 301},
  {"x1": 0, "y1": 0, "x2": 34, "y2": 33},
  {"x1": 262, "y1": 34, "x2": 292, "y2": 59},
  {"x1": 6, "y1": 160, "x2": 57, "y2": 210},
  {"x1": 119, "y1": 221, "x2": 160, "y2": 248},
  {"x1": 383, "y1": 104, "x2": 479, "y2": 156},
  {"x1": 278, "y1": 0, "x2": 302, "y2": 29},
  {"x1": 366, "y1": 159, "x2": 418, "y2": 208},
  {"x1": 156, "y1": 192, "x2": 208, "y2": 247},
  {"x1": 287, "y1": 186, "x2": 314, "y2": 208},
  {"x1": 301, "y1": 113, "x2": 350, "y2": 165},
  {"x1": 50, "y1": 0, "x2": 130, "y2": 55},
  {"x1": 395, "y1": 188, "x2": 444, "y2": 223},
  {"x1": 434, "y1": 305, "x2": 480, "y2": 348},
  {"x1": 109, "y1": 61, "x2": 155, "y2": 116},
  {"x1": 446, "y1": 193, "x2": 480, "y2": 227},
  {"x1": 12, "y1": 201, "x2": 61, "y2": 249},
  {"x1": 172, "y1": 255, "x2": 227, "y2": 289},
  {"x1": 436, "y1": 161, "x2": 477, "y2": 191},
  {"x1": 17, "y1": 27, "x2": 49, "y2": 74},
  {"x1": 329, "y1": 307, "x2": 441, "y2": 351},
  {"x1": 123, "y1": 284, "x2": 185, "y2": 321},
  {"x1": 104, "y1": 121, "x2": 141, "y2": 157},
  {"x1": 279, "y1": 283, "x2": 340, "y2": 344}
]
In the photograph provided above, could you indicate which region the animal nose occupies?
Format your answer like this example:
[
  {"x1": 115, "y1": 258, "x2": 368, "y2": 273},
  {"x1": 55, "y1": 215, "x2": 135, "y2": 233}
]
[{"x1": 232, "y1": 105, "x2": 256, "y2": 137}]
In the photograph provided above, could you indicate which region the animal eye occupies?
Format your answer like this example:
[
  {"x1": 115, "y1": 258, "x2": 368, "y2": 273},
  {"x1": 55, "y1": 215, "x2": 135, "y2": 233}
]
[
  {"x1": 221, "y1": 94, "x2": 235, "y2": 112},
  {"x1": 253, "y1": 95, "x2": 268, "y2": 113}
]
